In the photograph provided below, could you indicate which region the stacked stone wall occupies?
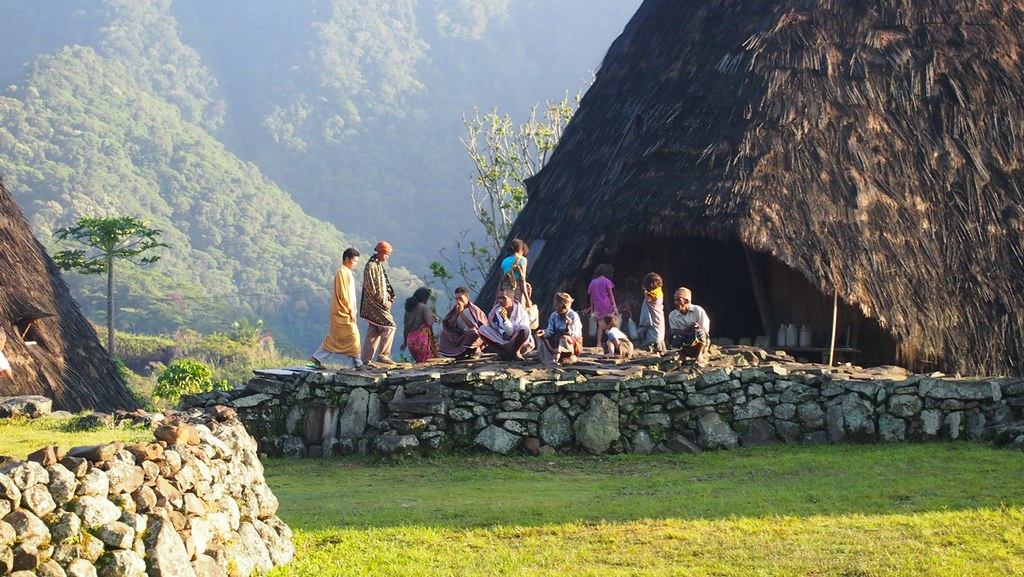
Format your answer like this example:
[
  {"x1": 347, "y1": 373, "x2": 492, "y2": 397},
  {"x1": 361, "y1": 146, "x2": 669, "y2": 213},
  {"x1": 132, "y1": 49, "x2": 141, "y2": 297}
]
[
  {"x1": 0, "y1": 408, "x2": 293, "y2": 576},
  {"x1": 183, "y1": 359, "x2": 1024, "y2": 458}
]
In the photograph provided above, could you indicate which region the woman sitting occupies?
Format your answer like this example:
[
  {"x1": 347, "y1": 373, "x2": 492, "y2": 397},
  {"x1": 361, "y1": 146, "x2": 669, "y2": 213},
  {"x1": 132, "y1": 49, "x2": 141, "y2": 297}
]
[
  {"x1": 479, "y1": 290, "x2": 535, "y2": 361},
  {"x1": 439, "y1": 286, "x2": 488, "y2": 359},
  {"x1": 535, "y1": 292, "x2": 583, "y2": 365},
  {"x1": 400, "y1": 287, "x2": 438, "y2": 363}
]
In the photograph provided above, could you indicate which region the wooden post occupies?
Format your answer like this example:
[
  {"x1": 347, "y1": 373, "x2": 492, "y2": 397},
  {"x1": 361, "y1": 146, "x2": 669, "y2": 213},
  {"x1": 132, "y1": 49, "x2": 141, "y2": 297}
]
[
  {"x1": 828, "y1": 288, "x2": 838, "y2": 366},
  {"x1": 743, "y1": 247, "x2": 772, "y2": 338}
]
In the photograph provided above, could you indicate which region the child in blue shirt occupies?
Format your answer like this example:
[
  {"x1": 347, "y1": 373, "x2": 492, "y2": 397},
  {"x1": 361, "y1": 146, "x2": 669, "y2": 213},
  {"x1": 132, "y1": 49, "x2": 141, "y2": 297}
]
[{"x1": 599, "y1": 314, "x2": 634, "y2": 358}]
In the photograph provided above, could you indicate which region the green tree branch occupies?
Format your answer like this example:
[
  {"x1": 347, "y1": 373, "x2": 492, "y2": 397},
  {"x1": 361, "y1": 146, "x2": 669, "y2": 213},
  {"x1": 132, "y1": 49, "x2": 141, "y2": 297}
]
[{"x1": 430, "y1": 90, "x2": 581, "y2": 295}]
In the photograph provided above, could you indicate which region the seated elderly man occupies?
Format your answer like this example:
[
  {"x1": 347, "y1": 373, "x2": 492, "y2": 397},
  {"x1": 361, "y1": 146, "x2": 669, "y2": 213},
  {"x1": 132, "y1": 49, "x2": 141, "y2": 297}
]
[
  {"x1": 534, "y1": 292, "x2": 583, "y2": 365},
  {"x1": 668, "y1": 287, "x2": 711, "y2": 366},
  {"x1": 479, "y1": 290, "x2": 535, "y2": 361},
  {"x1": 439, "y1": 286, "x2": 488, "y2": 359}
]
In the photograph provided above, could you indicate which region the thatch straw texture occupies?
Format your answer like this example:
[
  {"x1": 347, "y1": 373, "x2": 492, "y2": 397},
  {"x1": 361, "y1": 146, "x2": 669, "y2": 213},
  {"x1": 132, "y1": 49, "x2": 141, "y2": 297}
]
[
  {"x1": 484, "y1": 0, "x2": 1024, "y2": 376},
  {"x1": 0, "y1": 178, "x2": 138, "y2": 410}
]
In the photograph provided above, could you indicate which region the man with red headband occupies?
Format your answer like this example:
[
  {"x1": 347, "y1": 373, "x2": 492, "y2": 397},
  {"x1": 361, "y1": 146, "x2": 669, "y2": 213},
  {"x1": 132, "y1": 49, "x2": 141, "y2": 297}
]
[{"x1": 359, "y1": 241, "x2": 397, "y2": 366}]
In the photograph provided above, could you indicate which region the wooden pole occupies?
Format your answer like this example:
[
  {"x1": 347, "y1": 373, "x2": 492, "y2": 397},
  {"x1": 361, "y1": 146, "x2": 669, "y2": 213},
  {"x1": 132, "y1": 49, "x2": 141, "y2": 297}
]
[
  {"x1": 828, "y1": 288, "x2": 838, "y2": 366},
  {"x1": 743, "y1": 247, "x2": 773, "y2": 338}
]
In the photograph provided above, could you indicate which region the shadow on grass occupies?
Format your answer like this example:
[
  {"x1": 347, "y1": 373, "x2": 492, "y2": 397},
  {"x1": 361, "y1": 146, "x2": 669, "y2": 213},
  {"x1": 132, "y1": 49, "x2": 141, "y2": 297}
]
[{"x1": 263, "y1": 442, "x2": 1024, "y2": 531}]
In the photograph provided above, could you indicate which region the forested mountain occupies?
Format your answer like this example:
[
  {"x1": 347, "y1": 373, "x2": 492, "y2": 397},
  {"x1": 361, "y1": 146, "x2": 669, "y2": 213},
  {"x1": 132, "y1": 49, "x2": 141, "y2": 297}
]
[
  {"x1": 0, "y1": 0, "x2": 639, "y2": 352},
  {"x1": 166, "y1": 0, "x2": 639, "y2": 256}
]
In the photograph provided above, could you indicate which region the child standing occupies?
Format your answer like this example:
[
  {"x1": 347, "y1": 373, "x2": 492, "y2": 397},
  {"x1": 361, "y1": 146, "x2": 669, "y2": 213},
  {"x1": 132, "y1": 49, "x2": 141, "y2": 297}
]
[
  {"x1": 599, "y1": 314, "x2": 634, "y2": 358},
  {"x1": 636, "y1": 272, "x2": 665, "y2": 353},
  {"x1": 586, "y1": 264, "x2": 617, "y2": 349}
]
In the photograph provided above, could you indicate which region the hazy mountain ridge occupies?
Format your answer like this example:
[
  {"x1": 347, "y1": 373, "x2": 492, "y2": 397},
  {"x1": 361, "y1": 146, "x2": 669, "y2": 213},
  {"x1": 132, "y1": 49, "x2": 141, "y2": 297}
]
[
  {"x1": 166, "y1": 0, "x2": 639, "y2": 256},
  {"x1": 0, "y1": 0, "x2": 640, "y2": 351},
  {"x1": 0, "y1": 42, "x2": 418, "y2": 350}
]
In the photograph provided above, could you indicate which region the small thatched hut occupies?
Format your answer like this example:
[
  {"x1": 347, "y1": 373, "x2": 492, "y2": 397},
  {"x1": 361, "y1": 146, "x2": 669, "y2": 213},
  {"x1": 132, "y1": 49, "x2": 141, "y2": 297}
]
[
  {"x1": 482, "y1": 0, "x2": 1024, "y2": 376},
  {"x1": 0, "y1": 177, "x2": 139, "y2": 411}
]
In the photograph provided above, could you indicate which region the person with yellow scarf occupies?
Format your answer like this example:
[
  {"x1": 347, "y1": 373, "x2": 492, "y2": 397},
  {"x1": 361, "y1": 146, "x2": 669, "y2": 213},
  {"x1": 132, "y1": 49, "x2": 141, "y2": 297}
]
[{"x1": 637, "y1": 272, "x2": 666, "y2": 352}]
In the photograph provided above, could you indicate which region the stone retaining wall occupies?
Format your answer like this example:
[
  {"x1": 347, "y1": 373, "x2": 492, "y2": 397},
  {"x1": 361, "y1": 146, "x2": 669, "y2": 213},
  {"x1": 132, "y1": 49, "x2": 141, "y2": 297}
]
[
  {"x1": 182, "y1": 353, "x2": 1024, "y2": 458},
  {"x1": 0, "y1": 407, "x2": 293, "y2": 576}
]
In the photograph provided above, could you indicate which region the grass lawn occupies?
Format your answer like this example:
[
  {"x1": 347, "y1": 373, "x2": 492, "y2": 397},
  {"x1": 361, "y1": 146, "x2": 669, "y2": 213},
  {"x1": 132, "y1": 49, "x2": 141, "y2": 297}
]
[
  {"x1": 265, "y1": 444, "x2": 1024, "y2": 576},
  {"x1": 0, "y1": 415, "x2": 152, "y2": 459}
]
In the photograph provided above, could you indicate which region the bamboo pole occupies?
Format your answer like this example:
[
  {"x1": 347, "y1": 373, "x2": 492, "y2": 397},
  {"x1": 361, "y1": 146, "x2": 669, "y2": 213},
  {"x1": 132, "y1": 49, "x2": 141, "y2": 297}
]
[{"x1": 828, "y1": 288, "x2": 838, "y2": 366}]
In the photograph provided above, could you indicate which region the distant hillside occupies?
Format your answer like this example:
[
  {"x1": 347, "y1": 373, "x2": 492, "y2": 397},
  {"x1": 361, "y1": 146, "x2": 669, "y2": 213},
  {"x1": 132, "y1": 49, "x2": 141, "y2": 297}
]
[
  {"x1": 0, "y1": 45, "x2": 420, "y2": 351},
  {"x1": 0, "y1": 0, "x2": 639, "y2": 350},
  {"x1": 168, "y1": 0, "x2": 639, "y2": 257}
]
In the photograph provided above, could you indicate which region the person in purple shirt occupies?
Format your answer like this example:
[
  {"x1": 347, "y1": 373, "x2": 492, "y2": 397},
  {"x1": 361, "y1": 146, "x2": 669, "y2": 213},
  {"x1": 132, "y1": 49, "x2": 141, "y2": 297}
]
[{"x1": 585, "y1": 264, "x2": 617, "y2": 349}]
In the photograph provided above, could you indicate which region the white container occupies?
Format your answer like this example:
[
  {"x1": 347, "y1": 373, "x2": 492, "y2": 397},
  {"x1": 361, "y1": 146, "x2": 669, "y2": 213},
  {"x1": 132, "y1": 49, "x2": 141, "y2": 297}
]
[
  {"x1": 799, "y1": 324, "x2": 812, "y2": 348},
  {"x1": 776, "y1": 324, "x2": 787, "y2": 347},
  {"x1": 626, "y1": 318, "x2": 639, "y2": 340},
  {"x1": 785, "y1": 323, "x2": 798, "y2": 347}
]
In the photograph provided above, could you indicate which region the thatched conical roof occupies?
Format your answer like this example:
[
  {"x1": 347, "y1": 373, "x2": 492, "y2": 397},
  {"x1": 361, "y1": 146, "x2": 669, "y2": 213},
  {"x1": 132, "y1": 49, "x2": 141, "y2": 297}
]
[
  {"x1": 0, "y1": 177, "x2": 139, "y2": 411},
  {"x1": 484, "y1": 0, "x2": 1024, "y2": 376}
]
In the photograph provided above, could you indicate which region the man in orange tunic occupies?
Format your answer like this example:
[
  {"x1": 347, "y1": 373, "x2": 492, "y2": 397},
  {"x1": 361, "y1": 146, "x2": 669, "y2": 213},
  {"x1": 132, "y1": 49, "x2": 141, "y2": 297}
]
[{"x1": 309, "y1": 247, "x2": 362, "y2": 369}]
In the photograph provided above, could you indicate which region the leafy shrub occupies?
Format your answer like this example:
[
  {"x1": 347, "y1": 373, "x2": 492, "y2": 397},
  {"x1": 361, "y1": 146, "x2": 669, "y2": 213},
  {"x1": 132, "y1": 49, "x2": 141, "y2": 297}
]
[
  {"x1": 110, "y1": 323, "x2": 307, "y2": 402},
  {"x1": 153, "y1": 360, "x2": 229, "y2": 404}
]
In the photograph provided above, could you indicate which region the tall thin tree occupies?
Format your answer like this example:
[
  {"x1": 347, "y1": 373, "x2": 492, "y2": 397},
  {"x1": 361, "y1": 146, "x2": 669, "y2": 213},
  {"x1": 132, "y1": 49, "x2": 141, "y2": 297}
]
[
  {"x1": 52, "y1": 216, "x2": 168, "y2": 352},
  {"x1": 431, "y1": 91, "x2": 580, "y2": 294}
]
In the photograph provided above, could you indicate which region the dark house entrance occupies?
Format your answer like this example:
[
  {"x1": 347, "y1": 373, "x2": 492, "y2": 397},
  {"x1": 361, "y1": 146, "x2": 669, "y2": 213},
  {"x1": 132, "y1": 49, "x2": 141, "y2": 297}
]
[{"x1": 572, "y1": 236, "x2": 899, "y2": 368}]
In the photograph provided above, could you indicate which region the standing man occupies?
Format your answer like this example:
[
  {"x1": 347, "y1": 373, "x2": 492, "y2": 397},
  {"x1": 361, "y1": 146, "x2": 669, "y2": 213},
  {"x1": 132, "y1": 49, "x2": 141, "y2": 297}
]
[
  {"x1": 668, "y1": 287, "x2": 711, "y2": 366},
  {"x1": 360, "y1": 241, "x2": 397, "y2": 366},
  {"x1": 309, "y1": 248, "x2": 362, "y2": 369}
]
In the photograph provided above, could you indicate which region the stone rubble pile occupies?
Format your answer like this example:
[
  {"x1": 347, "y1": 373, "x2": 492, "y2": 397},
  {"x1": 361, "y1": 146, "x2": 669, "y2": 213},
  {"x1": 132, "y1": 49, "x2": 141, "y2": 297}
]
[
  {"x1": 0, "y1": 406, "x2": 293, "y2": 577},
  {"x1": 180, "y1": 346, "x2": 1024, "y2": 458}
]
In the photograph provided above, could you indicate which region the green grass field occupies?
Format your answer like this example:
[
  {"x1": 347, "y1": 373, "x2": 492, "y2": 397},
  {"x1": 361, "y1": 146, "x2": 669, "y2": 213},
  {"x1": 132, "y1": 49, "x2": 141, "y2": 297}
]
[
  {"x1": 3, "y1": 418, "x2": 1021, "y2": 576},
  {"x1": 265, "y1": 444, "x2": 1024, "y2": 577},
  {"x1": 0, "y1": 415, "x2": 152, "y2": 459}
]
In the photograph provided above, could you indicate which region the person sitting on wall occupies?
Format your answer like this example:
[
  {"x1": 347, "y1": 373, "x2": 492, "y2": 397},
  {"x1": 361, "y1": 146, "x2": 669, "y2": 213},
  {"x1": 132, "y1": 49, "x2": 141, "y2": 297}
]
[
  {"x1": 599, "y1": 314, "x2": 634, "y2": 359},
  {"x1": 535, "y1": 292, "x2": 583, "y2": 365},
  {"x1": 438, "y1": 286, "x2": 488, "y2": 359},
  {"x1": 479, "y1": 290, "x2": 535, "y2": 361},
  {"x1": 668, "y1": 286, "x2": 711, "y2": 366}
]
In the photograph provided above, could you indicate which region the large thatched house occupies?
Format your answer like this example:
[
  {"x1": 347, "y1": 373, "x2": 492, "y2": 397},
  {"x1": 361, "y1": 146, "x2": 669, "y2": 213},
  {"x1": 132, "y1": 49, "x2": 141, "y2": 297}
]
[
  {"x1": 0, "y1": 178, "x2": 138, "y2": 411},
  {"x1": 483, "y1": 0, "x2": 1024, "y2": 376}
]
